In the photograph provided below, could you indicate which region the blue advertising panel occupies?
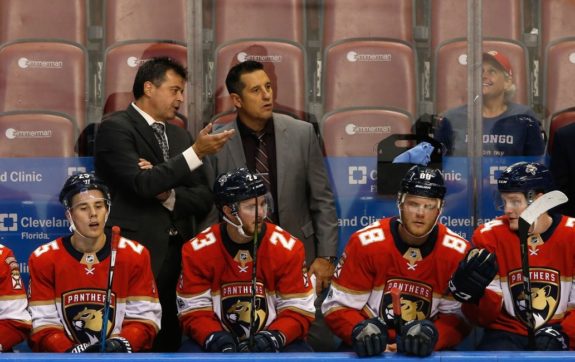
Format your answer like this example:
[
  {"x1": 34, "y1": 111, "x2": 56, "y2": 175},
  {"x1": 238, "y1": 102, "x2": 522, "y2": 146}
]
[
  {"x1": 0, "y1": 157, "x2": 94, "y2": 286},
  {"x1": 326, "y1": 155, "x2": 547, "y2": 255}
]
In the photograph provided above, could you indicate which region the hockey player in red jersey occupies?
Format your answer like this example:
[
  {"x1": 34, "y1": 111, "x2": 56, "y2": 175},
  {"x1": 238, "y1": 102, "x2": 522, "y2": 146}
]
[
  {"x1": 177, "y1": 168, "x2": 315, "y2": 352},
  {"x1": 0, "y1": 244, "x2": 31, "y2": 352},
  {"x1": 28, "y1": 173, "x2": 161, "y2": 352},
  {"x1": 449, "y1": 161, "x2": 575, "y2": 350},
  {"x1": 322, "y1": 165, "x2": 472, "y2": 357}
]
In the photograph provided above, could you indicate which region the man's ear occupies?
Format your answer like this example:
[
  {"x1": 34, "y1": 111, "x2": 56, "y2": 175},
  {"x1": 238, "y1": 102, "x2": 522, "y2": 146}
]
[
  {"x1": 230, "y1": 93, "x2": 242, "y2": 109},
  {"x1": 144, "y1": 81, "x2": 154, "y2": 96}
]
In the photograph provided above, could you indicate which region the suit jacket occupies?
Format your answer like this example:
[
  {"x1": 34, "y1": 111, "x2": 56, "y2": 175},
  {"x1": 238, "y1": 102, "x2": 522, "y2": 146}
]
[
  {"x1": 94, "y1": 105, "x2": 213, "y2": 275},
  {"x1": 550, "y1": 123, "x2": 575, "y2": 217},
  {"x1": 207, "y1": 112, "x2": 338, "y2": 263}
]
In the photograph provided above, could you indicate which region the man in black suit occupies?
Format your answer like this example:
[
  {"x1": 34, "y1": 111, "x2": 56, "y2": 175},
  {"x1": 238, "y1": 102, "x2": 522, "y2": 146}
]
[
  {"x1": 550, "y1": 122, "x2": 575, "y2": 217},
  {"x1": 94, "y1": 57, "x2": 235, "y2": 351}
]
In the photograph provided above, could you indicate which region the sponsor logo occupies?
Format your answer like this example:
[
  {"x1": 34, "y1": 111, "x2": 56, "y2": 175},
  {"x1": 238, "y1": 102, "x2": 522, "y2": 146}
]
[
  {"x1": 126, "y1": 56, "x2": 149, "y2": 68},
  {"x1": 18, "y1": 57, "x2": 63, "y2": 69},
  {"x1": 345, "y1": 123, "x2": 392, "y2": 135},
  {"x1": 5, "y1": 128, "x2": 52, "y2": 139},
  {"x1": 349, "y1": 166, "x2": 368, "y2": 185},
  {"x1": 237, "y1": 52, "x2": 283, "y2": 63},
  {"x1": 0, "y1": 213, "x2": 17, "y2": 231},
  {"x1": 346, "y1": 51, "x2": 392, "y2": 62}
]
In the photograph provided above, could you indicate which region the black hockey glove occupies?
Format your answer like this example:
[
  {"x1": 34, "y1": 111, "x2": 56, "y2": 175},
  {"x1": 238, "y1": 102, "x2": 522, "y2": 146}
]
[
  {"x1": 83, "y1": 337, "x2": 132, "y2": 353},
  {"x1": 449, "y1": 248, "x2": 498, "y2": 304},
  {"x1": 237, "y1": 330, "x2": 285, "y2": 352},
  {"x1": 204, "y1": 331, "x2": 237, "y2": 352},
  {"x1": 351, "y1": 317, "x2": 388, "y2": 357},
  {"x1": 66, "y1": 343, "x2": 91, "y2": 353},
  {"x1": 535, "y1": 325, "x2": 569, "y2": 351},
  {"x1": 397, "y1": 319, "x2": 438, "y2": 357}
]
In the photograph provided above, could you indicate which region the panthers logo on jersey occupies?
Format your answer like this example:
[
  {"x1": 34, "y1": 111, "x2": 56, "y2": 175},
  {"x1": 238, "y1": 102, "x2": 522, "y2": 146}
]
[
  {"x1": 508, "y1": 267, "x2": 560, "y2": 329},
  {"x1": 62, "y1": 289, "x2": 116, "y2": 344},
  {"x1": 220, "y1": 281, "x2": 268, "y2": 341},
  {"x1": 381, "y1": 278, "x2": 432, "y2": 327}
]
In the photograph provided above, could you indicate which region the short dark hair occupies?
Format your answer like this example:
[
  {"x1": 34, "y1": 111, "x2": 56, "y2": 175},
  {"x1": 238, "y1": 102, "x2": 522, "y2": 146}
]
[
  {"x1": 132, "y1": 57, "x2": 188, "y2": 99},
  {"x1": 225, "y1": 60, "x2": 264, "y2": 95}
]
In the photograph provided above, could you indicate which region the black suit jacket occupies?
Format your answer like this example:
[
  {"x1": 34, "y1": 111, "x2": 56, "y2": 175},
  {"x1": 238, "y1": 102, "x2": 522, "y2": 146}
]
[
  {"x1": 550, "y1": 123, "x2": 575, "y2": 217},
  {"x1": 94, "y1": 105, "x2": 213, "y2": 275}
]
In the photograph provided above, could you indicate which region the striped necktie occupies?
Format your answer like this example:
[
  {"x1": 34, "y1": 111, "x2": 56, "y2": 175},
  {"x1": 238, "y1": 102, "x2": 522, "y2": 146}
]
[{"x1": 255, "y1": 133, "x2": 271, "y2": 192}]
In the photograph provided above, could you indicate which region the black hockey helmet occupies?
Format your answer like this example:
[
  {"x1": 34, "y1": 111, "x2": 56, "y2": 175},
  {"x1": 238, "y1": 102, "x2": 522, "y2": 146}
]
[
  {"x1": 399, "y1": 165, "x2": 446, "y2": 200},
  {"x1": 497, "y1": 162, "x2": 554, "y2": 195},
  {"x1": 214, "y1": 168, "x2": 267, "y2": 211},
  {"x1": 59, "y1": 173, "x2": 111, "y2": 208}
]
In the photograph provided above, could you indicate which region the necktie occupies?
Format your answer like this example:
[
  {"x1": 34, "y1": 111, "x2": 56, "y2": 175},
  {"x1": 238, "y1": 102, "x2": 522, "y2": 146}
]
[
  {"x1": 255, "y1": 133, "x2": 271, "y2": 192},
  {"x1": 151, "y1": 122, "x2": 169, "y2": 161}
]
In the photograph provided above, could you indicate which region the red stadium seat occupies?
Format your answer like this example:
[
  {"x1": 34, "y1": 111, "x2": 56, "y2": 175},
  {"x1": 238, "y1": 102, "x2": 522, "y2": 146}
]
[
  {"x1": 214, "y1": 0, "x2": 304, "y2": 45},
  {"x1": 543, "y1": 38, "x2": 575, "y2": 119},
  {"x1": 430, "y1": 0, "x2": 523, "y2": 50},
  {"x1": 103, "y1": 41, "x2": 188, "y2": 117},
  {"x1": 322, "y1": 39, "x2": 417, "y2": 117},
  {"x1": 540, "y1": 0, "x2": 575, "y2": 59},
  {"x1": 0, "y1": 0, "x2": 87, "y2": 45},
  {"x1": 548, "y1": 108, "x2": 575, "y2": 153},
  {"x1": 214, "y1": 39, "x2": 307, "y2": 120},
  {"x1": 0, "y1": 40, "x2": 87, "y2": 129},
  {"x1": 104, "y1": 0, "x2": 187, "y2": 47},
  {"x1": 322, "y1": 0, "x2": 413, "y2": 47},
  {"x1": 433, "y1": 39, "x2": 529, "y2": 115},
  {"x1": 0, "y1": 111, "x2": 76, "y2": 157},
  {"x1": 322, "y1": 107, "x2": 413, "y2": 157}
]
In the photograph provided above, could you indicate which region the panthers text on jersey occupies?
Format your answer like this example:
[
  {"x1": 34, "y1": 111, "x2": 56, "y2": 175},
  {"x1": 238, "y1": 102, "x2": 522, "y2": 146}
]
[
  {"x1": 464, "y1": 214, "x2": 575, "y2": 348},
  {"x1": 322, "y1": 217, "x2": 471, "y2": 350},
  {"x1": 0, "y1": 244, "x2": 31, "y2": 351},
  {"x1": 28, "y1": 234, "x2": 161, "y2": 352},
  {"x1": 177, "y1": 222, "x2": 315, "y2": 347}
]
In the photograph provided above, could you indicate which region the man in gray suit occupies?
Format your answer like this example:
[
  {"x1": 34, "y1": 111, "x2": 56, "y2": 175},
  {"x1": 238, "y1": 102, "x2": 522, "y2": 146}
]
[
  {"x1": 208, "y1": 60, "x2": 338, "y2": 294},
  {"x1": 207, "y1": 61, "x2": 339, "y2": 350}
]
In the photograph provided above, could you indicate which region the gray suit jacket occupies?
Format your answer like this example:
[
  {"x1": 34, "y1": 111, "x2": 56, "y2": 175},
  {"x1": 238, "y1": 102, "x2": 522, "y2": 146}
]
[{"x1": 207, "y1": 113, "x2": 338, "y2": 263}]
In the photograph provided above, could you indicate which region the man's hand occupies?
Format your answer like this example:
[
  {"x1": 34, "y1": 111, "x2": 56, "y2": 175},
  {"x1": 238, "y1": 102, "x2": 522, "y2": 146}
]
[
  {"x1": 449, "y1": 248, "x2": 498, "y2": 304},
  {"x1": 397, "y1": 320, "x2": 438, "y2": 357},
  {"x1": 138, "y1": 158, "x2": 171, "y2": 201},
  {"x1": 138, "y1": 158, "x2": 153, "y2": 170},
  {"x1": 204, "y1": 331, "x2": 237, "y2": 352},
  {"x1": 237, "y1": 331, "x2": 285, "y2": 352},
  {"x1": 82, "y1": 337, "x2": 133, "y2": 353},
  {"x1": 308, "y1": 257, "x2": 335, "y2": 295},
  {"x1": 535, "y1": 325, "x2": 569, "y2": 351},
  {"x1": 351, "y1": 317, "x2": 387, "y2": 357},
  {"x1": 192, "y1": 123, "x2": 235, "y2": 158}
]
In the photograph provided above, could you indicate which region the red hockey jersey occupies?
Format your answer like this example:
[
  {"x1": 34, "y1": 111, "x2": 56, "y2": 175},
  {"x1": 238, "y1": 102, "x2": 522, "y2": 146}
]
[
  {"x1": 28, "y1": 235, "x2": 161, "y2": 352},
  {"x1": 464, "y1": 215, "x2": 575, "y2": 348},
  {"x1": 177, "y1": 222, "x2": 315, "y2": 346},
  {"x1": 0, "y1": 244, "x2": 31, "y2": 351},
  {"x1": 322, "y1": 218, "x2": 471, "y2": 350}
]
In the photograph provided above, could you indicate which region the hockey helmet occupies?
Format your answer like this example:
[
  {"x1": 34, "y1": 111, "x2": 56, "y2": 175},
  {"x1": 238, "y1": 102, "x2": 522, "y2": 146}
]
[
  {"x1": 497, "y1": 162, "x2": 554, "y2": 195},
  {"x1": 59, "y1": 173, "x2": 111, "y2": 208},
  {"x1": 399, "y1": 165, "x2": 446, "y2": 200},
  {"x1": 214, "y1": 168, "x2": 267, "y2": 211}
]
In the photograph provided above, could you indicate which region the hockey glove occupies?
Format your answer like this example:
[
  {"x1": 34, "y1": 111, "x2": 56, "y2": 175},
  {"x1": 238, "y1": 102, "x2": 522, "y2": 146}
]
[
  {"x1": 237, "y1": 331, "x2": 285, "y2": 352},
  {"x1": 66, "y1": 343, "x2": 91, "y2": 353},
  {"x1": 83, "y1": 337, "x2": 132, "y2": 353},
  {"x1": 397, "y1": 319, "x2": 438, "y2": 357},
  {"x1": 535, "y1": 325, "x2": 569, "y2": 351},
  {"x1": 204, "y1": 331, "x2": 237, "y2": 352},
  {"x1": 449, "y1": 248, "x2": 498, "y2": 304},
  {"x1": 351, "y1": 317, "x2": 388, "y2": 357}
]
